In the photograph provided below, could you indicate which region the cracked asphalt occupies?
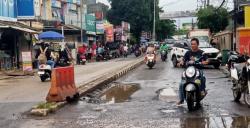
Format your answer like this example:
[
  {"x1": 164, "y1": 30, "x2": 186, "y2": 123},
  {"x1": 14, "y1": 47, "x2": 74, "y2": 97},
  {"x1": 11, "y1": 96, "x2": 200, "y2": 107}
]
[{"x1": 3, "y1": 56, "x2": 250, "y2": 128}]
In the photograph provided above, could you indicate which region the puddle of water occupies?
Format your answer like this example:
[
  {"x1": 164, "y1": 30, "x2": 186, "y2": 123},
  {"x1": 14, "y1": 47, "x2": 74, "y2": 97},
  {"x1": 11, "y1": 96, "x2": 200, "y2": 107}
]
[
  {"x1": 178, "y1": 116, "x2": 250, "y2": 128},
  {"x1": 100, "y1": 83, "x2": 140, "y2": 103}
]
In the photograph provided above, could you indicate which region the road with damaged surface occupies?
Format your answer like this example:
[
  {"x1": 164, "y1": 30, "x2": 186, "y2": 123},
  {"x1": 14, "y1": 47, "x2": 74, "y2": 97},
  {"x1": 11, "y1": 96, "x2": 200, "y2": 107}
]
[{"x1": 5, "y1": 58, "x2": 250, "y2": 128}]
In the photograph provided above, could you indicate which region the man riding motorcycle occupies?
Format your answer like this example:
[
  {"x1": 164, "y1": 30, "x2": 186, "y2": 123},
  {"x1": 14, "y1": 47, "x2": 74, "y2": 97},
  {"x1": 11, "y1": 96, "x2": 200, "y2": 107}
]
[
  {"x1": 160, "y1": 43, "x2": 168, "y2": 61},
  {"x1": 176, "y1": 38, "x2": 209, "y2": 105},
  {"x1": 160, "y1": 43, "x2": 168, "y2": 52}
]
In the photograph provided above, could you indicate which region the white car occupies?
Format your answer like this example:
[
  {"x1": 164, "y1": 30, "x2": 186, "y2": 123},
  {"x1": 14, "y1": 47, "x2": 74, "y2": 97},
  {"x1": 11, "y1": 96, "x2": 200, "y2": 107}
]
[
  {"x1": 170, "y1": 40, "x2": 190, "y2": 67},
  {"x1": 170, "y1": 40, "x2": 221, "y2": 68}
]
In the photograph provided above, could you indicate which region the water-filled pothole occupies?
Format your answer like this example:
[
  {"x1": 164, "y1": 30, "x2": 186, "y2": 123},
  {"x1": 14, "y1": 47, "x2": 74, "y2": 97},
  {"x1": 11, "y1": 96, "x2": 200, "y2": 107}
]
[
  {"x1": 100, "y1": 83, "x2": 140, "y2": 103},
  {"x1": 82, "y1": 82, "x2": 140, "y2": 104}
]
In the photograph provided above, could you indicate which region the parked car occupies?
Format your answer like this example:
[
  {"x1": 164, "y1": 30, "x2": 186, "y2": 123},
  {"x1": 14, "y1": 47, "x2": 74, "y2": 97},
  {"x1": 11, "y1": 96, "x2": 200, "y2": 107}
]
[
  {"x1": 170, "y1": 40, "x2": 190, "y2": 67},
  {"x1": 165, "y1": 39, "x2": 176, "y2": 50},
  {"x1": 171, "y1": 39, "x2": 221, "y2": 68}
]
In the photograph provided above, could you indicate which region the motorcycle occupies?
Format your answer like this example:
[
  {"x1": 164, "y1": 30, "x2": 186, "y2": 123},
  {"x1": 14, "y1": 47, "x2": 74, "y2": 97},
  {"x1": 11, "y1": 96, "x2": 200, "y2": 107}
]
[
  {"x1": 230, "y1": 59, "x2": 250, "y2": 107},
  {"x1": 123, "y1": 51, "x2": 128, "y2": 58},
  {"x1": 160, "y1": 50, "x2": 167, "y2": 61},
  {"x1": 134, "y1": 49, "x2": 141, "y2": 57},
  {"x1": 146, "y1": 52, "x2": 156, "y2": 69},
  {"x1": 79, "y1": 54, "x2": 86, "y2": 65},
  {"x1": 181, "y1": 56, "x2": 207, "y2": 111},
  {"x1": 227, "y1": 51, "x2": 248, "y2": 71},
  {"x1": 96, "y1": 53, "x2": 104, "y2": 62},
  {"x1": 38, "y1": 64, "x2": 52, "y2": 82}
]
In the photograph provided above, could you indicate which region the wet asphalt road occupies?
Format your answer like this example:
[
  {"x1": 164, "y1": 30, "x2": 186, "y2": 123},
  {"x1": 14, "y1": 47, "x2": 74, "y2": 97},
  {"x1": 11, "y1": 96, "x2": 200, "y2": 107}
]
[{"x1": 4, "y1": 57, "x2": 250, "y2": 128}]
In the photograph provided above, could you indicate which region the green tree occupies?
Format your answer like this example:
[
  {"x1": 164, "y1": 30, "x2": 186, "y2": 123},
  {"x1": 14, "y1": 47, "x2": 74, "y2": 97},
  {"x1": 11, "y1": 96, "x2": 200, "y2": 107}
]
[
  {"x1": 107, "y1": 0, "x2": 176, "y2": 41},
  {"x1": 175, "y1": 29, "x2": 189, "y2": 35},
  {"x1": 156, "y1": 20, "x2": 176, "y2": 40},
  {"x1": 197, "y1": 6, "x2": 229, "y2": 33}
]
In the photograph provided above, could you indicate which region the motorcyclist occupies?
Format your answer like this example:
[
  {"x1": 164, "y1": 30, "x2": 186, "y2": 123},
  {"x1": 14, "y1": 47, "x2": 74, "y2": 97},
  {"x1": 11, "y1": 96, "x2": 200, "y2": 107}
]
[
  {"x1": 176, "y1": 38, "x2": 209, "y2": 105},
  {"x1": 146, "y1": 42, "x2": 156, "y2": 61},
  {"x1": 58, "y1": 44, "x2": 73, "y2": 66},
  {"x1": 160, "y1": 42, "x2": 168, "y2": 52},
  {"x1": 36, "y1": 42, "x2": 55, "y2": 68}
]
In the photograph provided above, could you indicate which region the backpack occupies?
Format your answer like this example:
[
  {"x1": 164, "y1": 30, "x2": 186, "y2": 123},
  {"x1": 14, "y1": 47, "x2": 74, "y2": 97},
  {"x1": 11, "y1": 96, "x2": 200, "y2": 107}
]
[{"x1": 38, "y1": 47, "x2": 48, "y2": 64}]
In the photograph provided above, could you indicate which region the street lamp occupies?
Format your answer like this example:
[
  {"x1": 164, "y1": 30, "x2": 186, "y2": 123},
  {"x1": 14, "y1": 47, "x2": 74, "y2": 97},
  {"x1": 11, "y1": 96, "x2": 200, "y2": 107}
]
[
  {"x1": 80, "y1": 0, "x2": 84, "y2": 44},
  {"x1": 152, "y1": 0, "x2": 156, "y2": 41}
]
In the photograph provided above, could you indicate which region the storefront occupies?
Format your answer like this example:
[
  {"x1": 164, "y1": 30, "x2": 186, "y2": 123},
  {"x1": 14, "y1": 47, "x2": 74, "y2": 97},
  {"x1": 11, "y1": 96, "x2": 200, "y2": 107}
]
[{"x1": 0, "y1": 21, "x2": 37, "y2": 70}]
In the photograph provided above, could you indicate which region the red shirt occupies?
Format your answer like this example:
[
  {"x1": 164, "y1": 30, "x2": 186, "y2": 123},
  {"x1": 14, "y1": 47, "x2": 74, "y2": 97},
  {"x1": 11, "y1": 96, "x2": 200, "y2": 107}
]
[{"x1": 78, "y1": 46, "x2": 86, "y2": 54}]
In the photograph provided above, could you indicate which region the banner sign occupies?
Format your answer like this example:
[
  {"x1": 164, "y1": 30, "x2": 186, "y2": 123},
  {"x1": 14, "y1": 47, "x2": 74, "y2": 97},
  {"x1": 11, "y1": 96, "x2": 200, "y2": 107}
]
[
  {"x1": 105, "y1": 26, "x2": 114, "y2": 42},
  {"x1": 96, "y1": 21, "x2": 104, "y2": 34},
  {"x1": 121, "y1": 21, "x2": 130, "y2": 41},
  {"x1": 22, "y1": 52, "x2": 32, "y2": 72},
  {"x1": 115, "y1": 26, "x2": 122, "y2": 41}
]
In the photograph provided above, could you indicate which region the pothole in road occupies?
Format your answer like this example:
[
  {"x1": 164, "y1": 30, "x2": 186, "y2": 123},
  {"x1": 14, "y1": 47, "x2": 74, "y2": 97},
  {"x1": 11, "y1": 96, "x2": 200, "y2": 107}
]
[
  {"x1": 156, "y1": 88, "x2": 178, "y2": 102},
  {"x1": 81, "y1": 82, "x2": 140, "y2": 104}
]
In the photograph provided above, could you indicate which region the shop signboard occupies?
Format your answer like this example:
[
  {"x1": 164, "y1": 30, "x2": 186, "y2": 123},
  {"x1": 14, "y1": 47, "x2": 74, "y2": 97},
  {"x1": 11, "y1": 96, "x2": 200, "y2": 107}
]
[
  {"x1": 22, "y1": 52, "x2": 32, "y2": 72},
  {"x1": 17, "y1": 0, "x2": 35, "y2": 19},
  {"x1": 85, "y1": 14, "x2": 96, "y2": 35},
  {"x1": 245, "y1": 6, "x2": 250, "y2": 28}
]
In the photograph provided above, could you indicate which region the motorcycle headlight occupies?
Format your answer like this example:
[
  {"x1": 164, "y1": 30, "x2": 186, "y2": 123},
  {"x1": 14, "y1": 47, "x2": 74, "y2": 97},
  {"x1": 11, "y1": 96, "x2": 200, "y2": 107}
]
[
  {"x1": 247, "y1": 59, "x2": 250, "y2": 70},
  {"x1": 185, "y1": 66, "x2": 196, "y2": 78}
]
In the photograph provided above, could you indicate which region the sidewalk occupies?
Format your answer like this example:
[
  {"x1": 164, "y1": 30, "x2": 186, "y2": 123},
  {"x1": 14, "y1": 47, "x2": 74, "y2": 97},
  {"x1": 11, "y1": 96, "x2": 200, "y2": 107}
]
[{"x1": 0, "y1": 56, "x2": 142, "y2": 103}]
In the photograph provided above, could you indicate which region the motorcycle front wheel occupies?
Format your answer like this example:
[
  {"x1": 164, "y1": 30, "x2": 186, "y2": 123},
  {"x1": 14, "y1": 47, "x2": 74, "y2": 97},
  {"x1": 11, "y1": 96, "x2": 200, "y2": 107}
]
[
  {"x1": 244, "y1": 90, "x2": 250, "y2": 107},
  {"x1": 40, "y1": 76, "x2": 47, "y2": 82},
  {"x1": 232, "y1": 84, "x2": 242, "y2": 102},
  {"x1": 187, "y1": 92, "x2": 195, "y2": 111}
]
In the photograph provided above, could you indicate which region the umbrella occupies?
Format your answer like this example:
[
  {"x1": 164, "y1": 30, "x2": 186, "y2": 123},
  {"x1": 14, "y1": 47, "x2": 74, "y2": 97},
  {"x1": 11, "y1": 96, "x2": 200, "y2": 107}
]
[{"x1": 38, "y1": 31, "x2": 64, "y2": 40}]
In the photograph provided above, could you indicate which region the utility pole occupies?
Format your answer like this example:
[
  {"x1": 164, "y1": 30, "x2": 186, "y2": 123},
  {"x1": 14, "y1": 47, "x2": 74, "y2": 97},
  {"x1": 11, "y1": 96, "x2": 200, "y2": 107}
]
[
  {"x1": 204, "y1": 0, "x2": 207, "y2": 8},
  {"x1": 233, "y1": 0, "x2": 238, "y2": 51},
  {"x1": 207, "y1": 0, "x2": 210, "y2": 6},
  {"x1": 152, "y1": 0, "x2": 156, "y2": 41},
  {"x1": 80, "y1": 0, "x2": 84, "y2": 44}
]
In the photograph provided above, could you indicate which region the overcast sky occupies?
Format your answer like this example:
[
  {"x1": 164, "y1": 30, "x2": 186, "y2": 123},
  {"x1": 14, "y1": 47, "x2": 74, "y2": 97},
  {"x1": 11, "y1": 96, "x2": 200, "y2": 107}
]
[
  {"x1": 97, "y1": 0, "x2": 234, "y2": 28},
  {"x1": 97, "y1": 0, "x2": 234, "y2": 12}
]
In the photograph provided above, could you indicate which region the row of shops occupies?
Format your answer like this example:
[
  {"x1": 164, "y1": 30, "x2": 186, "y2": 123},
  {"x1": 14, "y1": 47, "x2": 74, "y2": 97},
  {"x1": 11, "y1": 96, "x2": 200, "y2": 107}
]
[
  {"x1": 0, "y1": 0, "x2": 131, "y2": 72},
  {"x1": 0, "y1": 0, "x2": 104, "y2": 71}
]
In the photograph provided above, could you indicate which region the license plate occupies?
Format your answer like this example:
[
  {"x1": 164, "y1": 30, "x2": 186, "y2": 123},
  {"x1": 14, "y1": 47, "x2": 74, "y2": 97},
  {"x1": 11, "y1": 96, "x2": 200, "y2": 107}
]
[
  {"x1": 38, "y1": 71, "x2": 45, "y2": 75},
  {"x1": 82, "y1": 59, "x2": 86, "y2": 61}
]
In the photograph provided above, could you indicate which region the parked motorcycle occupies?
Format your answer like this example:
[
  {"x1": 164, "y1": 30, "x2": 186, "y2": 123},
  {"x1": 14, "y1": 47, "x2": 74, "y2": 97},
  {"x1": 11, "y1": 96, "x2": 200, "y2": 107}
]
[
  {"x1": 227, "y1": 51, "x2": 248, "y2": 71},
  {"x1": 230, "y1": 59, "x2": 250, "y2": 107},
  {"x1": 146, "y1": 52, "x2": 156, "y2": 69},
  {"x1": 38, "y1": 64, "x2": 52, "y2": 82},
  {"x1": 161, "y1": 50, "x2": 167, "y2": 61},
  {"x1": 181, "y1": 56, "x2": 207, "y2": 111},
  {"x1": 96, "y1": 53, "x2": 104, "y2": 62}
]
